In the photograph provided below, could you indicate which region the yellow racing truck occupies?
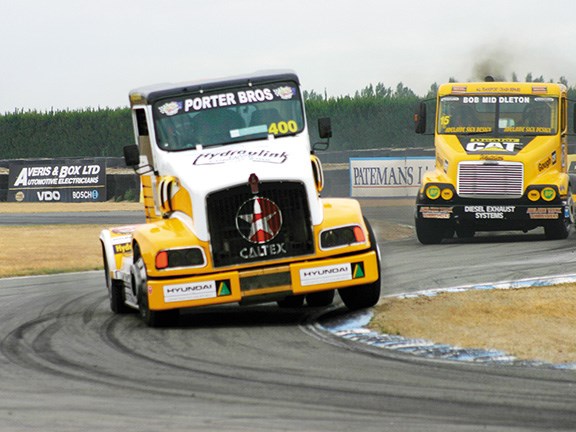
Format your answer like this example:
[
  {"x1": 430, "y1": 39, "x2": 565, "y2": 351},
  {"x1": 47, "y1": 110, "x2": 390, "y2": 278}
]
[
  {"x1": 414, "y1": 79, "x2": 576, "y2": 244},
  {"x1": 100, "y1": 70, "x2": 381, "y2": 326}
]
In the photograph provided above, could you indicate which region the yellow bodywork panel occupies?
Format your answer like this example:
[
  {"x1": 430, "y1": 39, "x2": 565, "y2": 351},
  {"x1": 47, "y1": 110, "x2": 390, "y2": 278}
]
[
  {"x1": 127, "y1": 197, "x2": 378, "y2": 311},
  {"x1": 146, "y1": 249, "x2": 379, "y2": 311}
]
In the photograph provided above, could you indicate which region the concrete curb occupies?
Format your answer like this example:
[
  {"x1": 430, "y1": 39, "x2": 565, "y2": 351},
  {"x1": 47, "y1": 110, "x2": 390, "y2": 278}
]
[{"x1": 319, "y1": 274, "x2": 576, "y2": 369}]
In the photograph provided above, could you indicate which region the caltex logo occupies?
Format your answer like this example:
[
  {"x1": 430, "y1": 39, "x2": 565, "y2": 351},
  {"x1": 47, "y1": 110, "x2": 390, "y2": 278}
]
[{"x1": 236, "y1": 197, "x2": 282, "y2": 244}]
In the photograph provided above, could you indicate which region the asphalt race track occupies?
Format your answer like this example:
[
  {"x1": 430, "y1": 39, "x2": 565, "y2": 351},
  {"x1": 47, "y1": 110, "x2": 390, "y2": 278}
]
[{"x1": 1, "y1": 203, "x2": 575, "y2": 431}]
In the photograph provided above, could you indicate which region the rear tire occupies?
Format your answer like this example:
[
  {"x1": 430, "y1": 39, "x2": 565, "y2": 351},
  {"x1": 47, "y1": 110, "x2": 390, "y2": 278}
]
[
  {"x1": 102, "y1": 244, "x2": 130, "y2": 314},
  {"x1": 338, "y1": 218, "x2": 381, "y2": 311},
  {"x1": 110, "y1": 280, "x2": 131, "y2": 314}
]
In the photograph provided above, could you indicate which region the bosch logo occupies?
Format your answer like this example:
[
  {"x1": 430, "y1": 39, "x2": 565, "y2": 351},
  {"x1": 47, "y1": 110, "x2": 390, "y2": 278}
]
[
  {"x1": 72, "y1": 190, "x2": 99, "y2": 200},
  {"x1": 236, "y1": 197, "x2": 282, "y2": 244}
]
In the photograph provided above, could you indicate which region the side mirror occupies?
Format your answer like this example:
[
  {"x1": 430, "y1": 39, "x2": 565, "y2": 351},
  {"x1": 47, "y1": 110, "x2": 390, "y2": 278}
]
[
  {"x1": 415, "y1": 102, "x2": 427, "y2": 134},
  {"x1": 314, "y1": 117, "x2": 332, "y2": 151},
  {"x1": 123, "y1": 145, "x2": 140, "y2": 167},
  {"x1": 318, "y1": 117, "x2": 332, "y2": 139}
]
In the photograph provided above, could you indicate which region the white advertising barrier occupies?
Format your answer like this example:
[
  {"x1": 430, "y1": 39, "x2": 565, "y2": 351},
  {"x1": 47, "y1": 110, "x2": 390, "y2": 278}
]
[
  {"x1": 8, "y1": 158, "x2": 107, "y2": 202},
  {"x1": 350, "y1": 157, "x2": 435, "y2": 198}
]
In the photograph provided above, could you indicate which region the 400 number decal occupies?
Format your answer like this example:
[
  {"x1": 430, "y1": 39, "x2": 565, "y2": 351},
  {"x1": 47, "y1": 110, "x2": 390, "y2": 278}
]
[{"x1": 268, "y1": 120, "x2": 298, "y2": 135}]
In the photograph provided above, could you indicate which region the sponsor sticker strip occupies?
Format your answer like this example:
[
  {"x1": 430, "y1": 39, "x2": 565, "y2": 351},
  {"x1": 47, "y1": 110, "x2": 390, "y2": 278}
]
[
  {"x1": 300, "y1": 262, "x2": 364, "y2": 286},
  {"x1": 464, "y1": 205, "x2": 515, "y2": 220},
  {"x1": 157, "y1": 85, "x2": 296, "y2": 117},
  {"x1": 163, "y1": 281, "x2": 217, "y2": 303},
  {"x1": 163, "y1": 280, "x2": 232, "y2": 303},
  {"x1": 300, "y1": 263, "x2": 352, "y2": 286}
]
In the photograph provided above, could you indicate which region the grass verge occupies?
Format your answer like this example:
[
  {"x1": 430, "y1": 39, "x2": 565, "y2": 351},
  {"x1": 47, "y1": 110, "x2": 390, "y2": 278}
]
[
  {"x1": 370, "y1": 285, "x2": 576, "y2": 364},
  {"x1": 0, "y1": 225, "x2": 105, "y2": 277}
]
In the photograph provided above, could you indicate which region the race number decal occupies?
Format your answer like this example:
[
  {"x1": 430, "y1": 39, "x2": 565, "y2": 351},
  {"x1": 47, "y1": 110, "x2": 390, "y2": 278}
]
[{"x1": 268, "y1": 121, "x2": 298, "y2": 135}]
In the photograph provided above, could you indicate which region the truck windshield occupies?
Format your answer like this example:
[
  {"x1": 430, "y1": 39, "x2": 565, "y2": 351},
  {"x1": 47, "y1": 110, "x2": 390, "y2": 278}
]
[
  {"x1": 438, "y1": 95, "x2": 558, "y2": 136},
  {"x1": 153, "y1": 81, "x2": 305, "y2": 151}
]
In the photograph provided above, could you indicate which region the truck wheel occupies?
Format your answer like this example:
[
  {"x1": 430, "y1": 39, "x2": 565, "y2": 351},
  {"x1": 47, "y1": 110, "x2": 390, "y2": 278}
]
[
  {"x1": 544, "y1": 220, "x2": 570, "y2": 240},
  {"x1": 277, "y1": 295, "x2": 305, "y2": 308},
  {"x1": 110, "y1": 280, "x2": 131, "y2": 314},
  {"x1": 338, "y1": 218, "x2": 381, "y2": 311},
  {"x1": 544, "y1": 187, "x2": 574, "y2": 240},
  {"x1": 102, "y1": 245, "x2": 130, "y2": 314},
  {"x1": 306, "y1": 290, "x2": 335, "y2": 307},
  {"x1": 415, "y1": 218, "x2": 445, "y2": 244},
  {"x1": 132, "y1": 255, "x2": 178, "y2": 327},
  {"x1": 135, "y1": 276, "x2": 178, "y2": 327}
]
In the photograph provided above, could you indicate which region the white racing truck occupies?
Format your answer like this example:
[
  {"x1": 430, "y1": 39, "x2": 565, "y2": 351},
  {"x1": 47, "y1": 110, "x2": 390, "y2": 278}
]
[{"x1": 100, "y1": 70, "x2": 381, "y2": 326}]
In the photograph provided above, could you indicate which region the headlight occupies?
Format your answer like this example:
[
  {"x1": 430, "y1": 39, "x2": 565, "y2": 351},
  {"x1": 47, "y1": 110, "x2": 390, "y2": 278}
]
[
  {"x1": 527, "y1": 189, "x2": 541, "y2": 201},
  {"x1": 526, "y1": 186, "x2": 558, "y2": 202},
  {"x1": 425, "y1": 185, "x2": 441, "y2": 200},
  {"x1": 155, "y1": 247, "x2": 206, "y2": 270},
  {"x1": 541, "y1": 187, "x2": 556, "y2": 201},
  {"x1": 424, "y1": 184, "x2": 455, "y2": 201},
  {"x1": 320, "y1": 225, "x2": 365, "y2": 249},
  {"x1": 441, "y1": 188, "x2": 454, "y2": 200}
]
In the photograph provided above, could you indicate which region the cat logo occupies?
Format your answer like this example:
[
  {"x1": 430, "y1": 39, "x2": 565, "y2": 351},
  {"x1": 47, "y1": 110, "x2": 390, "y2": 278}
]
[{"x1": 466, "y1": 141, "x2": 516, "y2": 152}]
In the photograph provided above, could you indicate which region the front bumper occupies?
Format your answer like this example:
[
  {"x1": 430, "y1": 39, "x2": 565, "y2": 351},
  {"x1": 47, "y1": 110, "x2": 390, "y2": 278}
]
[
  {"x1": 416, "y1": 199, "x2": 569, "y2": 230},
  {"x1": 146, "y1": 250, "x2": 379, "y2": 311}
]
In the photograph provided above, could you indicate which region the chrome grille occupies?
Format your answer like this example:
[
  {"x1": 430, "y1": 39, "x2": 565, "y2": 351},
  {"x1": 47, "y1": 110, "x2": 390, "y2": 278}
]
[{"x1": 457, "y1": 161, "x2": 524, "y2": 198}]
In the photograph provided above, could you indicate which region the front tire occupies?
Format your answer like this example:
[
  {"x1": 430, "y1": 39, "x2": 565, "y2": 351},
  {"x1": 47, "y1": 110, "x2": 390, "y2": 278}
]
[
  {"x1": 338, "y1": 218, "x2": 381, "y2": 311},
  {"x1": 415, "y1": 217, "x2": 447, "y2": 244},
  {"x1": 136, "y1": 277, "x2": 178, "y2": 327},
  {"x1": 544, "y1": 187, "x2": 574, "y2": 240},
  {"x1": 132, "y1": 249, "x2": 178, "y2": 327}
]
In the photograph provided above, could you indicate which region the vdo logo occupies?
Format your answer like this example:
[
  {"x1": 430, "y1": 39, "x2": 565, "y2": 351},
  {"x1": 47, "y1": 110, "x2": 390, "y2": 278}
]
[{"x1": 37, "y1": 190, "x2": 61, "y2": 201}]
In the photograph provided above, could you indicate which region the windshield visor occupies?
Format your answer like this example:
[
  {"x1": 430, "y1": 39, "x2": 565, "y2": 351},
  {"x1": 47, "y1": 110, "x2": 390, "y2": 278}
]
[
  {"x1": 438, "y1": 95, "x2": 558, "y2": 135},
  {"x1": 153, "y1": 81, "x2": 304, "y2": 150}
]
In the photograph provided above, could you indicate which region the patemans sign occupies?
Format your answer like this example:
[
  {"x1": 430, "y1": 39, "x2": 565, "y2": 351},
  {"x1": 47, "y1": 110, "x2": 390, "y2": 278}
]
[
  {"x1": 8, "y1": 158, "x2": 107, "y2": 202},
  {"x1": 350, "y1": 157, "x2": 435, "y2": 198}
]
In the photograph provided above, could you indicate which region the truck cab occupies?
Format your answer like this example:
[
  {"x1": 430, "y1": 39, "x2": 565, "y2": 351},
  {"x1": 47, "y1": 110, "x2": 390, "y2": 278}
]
[
  {"x1": 100, "y1": 70, "x2": 381, "y2": 326},
  {"x1": 415, "y1": 80, "x2": 576, "y2": 244}
]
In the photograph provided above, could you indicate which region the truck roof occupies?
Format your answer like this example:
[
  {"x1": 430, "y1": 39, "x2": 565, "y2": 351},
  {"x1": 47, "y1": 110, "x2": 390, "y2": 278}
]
[
  {"x1": 128, "y1": 69, "x2": 300, "y2": 106},
  {"x1": 437, "y1": 81, "x2": 567, "y2": 97}
]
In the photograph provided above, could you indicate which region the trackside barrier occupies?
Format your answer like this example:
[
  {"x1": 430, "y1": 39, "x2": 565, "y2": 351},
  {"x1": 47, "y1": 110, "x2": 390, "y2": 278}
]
[
  {"x1": 350, "y1": 157, "x2": 435, "y2": 198},
  {"x1": 10, "y1": 150, "x2": 576, "y2": 201}
]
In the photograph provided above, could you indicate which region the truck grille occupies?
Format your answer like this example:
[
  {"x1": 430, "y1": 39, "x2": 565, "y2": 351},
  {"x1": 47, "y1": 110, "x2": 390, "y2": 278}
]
[
  {"x1": 206, "y1": 181, "x2": 314, "y2": 267},
  {"x1": 458, "y1": 161, "x2": 524, "y2": 198}
]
